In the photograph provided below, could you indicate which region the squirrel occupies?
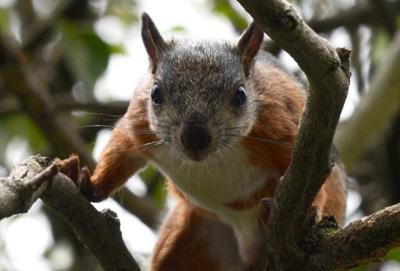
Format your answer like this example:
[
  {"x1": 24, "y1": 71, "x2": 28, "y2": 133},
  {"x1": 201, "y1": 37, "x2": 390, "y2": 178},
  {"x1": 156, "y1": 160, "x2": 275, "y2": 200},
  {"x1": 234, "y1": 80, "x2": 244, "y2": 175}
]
[{"x1": 72, "y1": 13, "x2": 346, "y2": 271}]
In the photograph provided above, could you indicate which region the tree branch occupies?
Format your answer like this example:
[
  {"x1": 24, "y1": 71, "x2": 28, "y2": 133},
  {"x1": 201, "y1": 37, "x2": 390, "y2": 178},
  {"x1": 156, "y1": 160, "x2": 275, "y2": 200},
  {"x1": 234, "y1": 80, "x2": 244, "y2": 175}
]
[
  {"x1": 335, "y1": 31, "x2": 400, "y2": 169},
  {"x1": 308, "y1": 0, "x2": 400, "y2": 33},
  {"x1": 0, "y1": 155, "x2": 140, "y2": 271},
  {"x1": 238, "y1": 1, "x2": 400, "y2": 270},
  {"x1": 0, "y1": 39, "x2": 94, "y2": 166},
  {"x1": 0, "y1": 96, "x2": 128, "y2": 118},
  {"x1": 22, "y1": 0, "x2": 75, "y2": 51},
  {"x1": 310, "y1": 203, "x2": 400, "y2": 270},
  {"x1": 0, "y1": 38, "x2": 161, "y2": 230},
  {"x1": 263, "y1": 0, "x2": 400, "y2": 55},
  {"x1": 236, "y1": 0, "x2": 350, "y2": 269}
]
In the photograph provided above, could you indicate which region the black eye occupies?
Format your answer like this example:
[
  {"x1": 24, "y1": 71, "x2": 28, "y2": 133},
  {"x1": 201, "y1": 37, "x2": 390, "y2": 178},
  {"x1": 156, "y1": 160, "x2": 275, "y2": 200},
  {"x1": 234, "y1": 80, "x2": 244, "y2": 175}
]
[
  {"x1": 151, "y1": 84, "x2": 163, "y2": 105},
  {"x1": 232, "y1": 85, "x2": 247, "y2": 107}
]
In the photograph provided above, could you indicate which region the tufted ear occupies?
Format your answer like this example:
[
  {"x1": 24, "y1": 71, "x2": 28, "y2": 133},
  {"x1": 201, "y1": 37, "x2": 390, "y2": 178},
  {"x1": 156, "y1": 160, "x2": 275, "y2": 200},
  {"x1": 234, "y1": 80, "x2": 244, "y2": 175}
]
[
  {"x1": 237, "y1": 22, "x2": 264, "y2": 76},
  {"x1": 141, "y1": 13, "x2": 167, "y2": 73}
]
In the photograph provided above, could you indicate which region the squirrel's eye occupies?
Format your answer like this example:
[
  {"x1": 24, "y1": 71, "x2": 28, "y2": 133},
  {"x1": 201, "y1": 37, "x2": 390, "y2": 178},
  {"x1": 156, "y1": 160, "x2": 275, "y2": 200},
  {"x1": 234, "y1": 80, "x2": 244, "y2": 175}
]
[
  {"x1": 151, "y1": 84, "x2": 163, "y2": 105},
  {"x1": 232, "y1": 86, "x2": 247, "y2": 107}
]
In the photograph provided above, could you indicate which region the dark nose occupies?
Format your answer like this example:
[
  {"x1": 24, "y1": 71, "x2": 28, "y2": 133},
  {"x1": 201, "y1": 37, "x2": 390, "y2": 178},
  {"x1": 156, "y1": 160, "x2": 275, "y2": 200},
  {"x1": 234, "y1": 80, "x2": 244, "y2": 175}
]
[{"x1": 180, "y1": 124, "x2": 212, "y2": 150}]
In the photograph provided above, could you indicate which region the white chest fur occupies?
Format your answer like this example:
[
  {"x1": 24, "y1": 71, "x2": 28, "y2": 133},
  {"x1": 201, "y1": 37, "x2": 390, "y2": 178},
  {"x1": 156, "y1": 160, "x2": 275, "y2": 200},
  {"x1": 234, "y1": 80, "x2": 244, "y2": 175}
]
[
  {"x1": 152, "y1": 144, "x2": 278, "y2": 264},
  {"x1": 153, "y1": 144, "x2": 275, "y2": 210}
]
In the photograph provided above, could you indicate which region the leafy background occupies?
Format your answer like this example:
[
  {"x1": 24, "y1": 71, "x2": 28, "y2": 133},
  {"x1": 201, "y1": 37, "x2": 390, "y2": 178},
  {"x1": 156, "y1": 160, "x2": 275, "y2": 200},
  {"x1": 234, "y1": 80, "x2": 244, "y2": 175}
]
[{"x1": 0, "y1": 0, "x2": 400, "y2": 270}]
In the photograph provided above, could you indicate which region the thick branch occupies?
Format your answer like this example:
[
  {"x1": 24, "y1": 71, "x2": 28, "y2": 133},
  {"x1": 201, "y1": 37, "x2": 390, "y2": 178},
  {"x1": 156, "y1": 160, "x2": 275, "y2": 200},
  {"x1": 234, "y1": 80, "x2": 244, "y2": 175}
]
[
  {"x1": 0, "y1": 155, "x2": 140, "y2": 271},
  {"x1": 237, "y1": 0, "x2": 350, "y2": 269},
  {"x1": 309, "y1": 203, "x2": 400, "y2": 270}
]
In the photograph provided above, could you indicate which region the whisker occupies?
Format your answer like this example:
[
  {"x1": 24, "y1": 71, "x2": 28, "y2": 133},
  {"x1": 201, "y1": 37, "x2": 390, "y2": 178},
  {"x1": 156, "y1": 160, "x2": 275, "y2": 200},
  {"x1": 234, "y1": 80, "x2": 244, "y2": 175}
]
[
  {"x1": 70, "y1": 122, "x2": 171, "y2": 137},
  {"x1": 223, "y1": 134, "x2": 291, "y2": 145},
  {"x1": 75, "y1": 111, "x2": 124, "y2": 118},
  {"x1": 74, "y1": 124, "x2": 115, "y2": 129},
  {"x1": 223, "y1": 126, "x2": 249, "y2": 131},
  {"x1": 133, "y1": 140, "x2": 165, "y2": 150}
]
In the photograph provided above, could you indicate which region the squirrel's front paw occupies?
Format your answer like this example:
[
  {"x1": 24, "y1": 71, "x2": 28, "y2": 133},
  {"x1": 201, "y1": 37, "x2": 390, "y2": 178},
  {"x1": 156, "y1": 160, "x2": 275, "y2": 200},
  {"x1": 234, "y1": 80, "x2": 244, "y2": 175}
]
[
  {"x1": 54, "y1": 155, "x2": 104, "y2": 202},
  {"x1": 54, "y1": 154, "x2": 80, "y2": 184},
  {"x1": 78, "y1": 167, "x2": 105, "y2": 202}
]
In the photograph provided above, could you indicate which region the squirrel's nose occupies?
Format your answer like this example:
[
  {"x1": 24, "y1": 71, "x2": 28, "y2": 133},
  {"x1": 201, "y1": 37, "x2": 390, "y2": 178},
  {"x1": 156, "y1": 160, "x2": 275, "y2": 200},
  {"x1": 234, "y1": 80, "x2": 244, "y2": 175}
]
[{"x1": 180, "y1": 124, "x2": 212, "y2": 151}]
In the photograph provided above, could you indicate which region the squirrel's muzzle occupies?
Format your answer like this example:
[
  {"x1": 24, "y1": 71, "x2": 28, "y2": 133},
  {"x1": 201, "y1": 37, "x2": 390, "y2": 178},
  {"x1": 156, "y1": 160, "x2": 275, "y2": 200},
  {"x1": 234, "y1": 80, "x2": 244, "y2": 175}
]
[{"x1": 180, "y1": 123, "x2": 212, "y2": 151}]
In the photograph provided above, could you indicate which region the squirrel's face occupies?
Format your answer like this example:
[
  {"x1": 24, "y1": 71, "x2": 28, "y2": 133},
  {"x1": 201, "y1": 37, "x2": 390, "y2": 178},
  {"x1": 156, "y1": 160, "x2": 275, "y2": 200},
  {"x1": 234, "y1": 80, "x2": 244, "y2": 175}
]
[{"x1": 141, "y1": 14, "x2": 263, "y2": 162}]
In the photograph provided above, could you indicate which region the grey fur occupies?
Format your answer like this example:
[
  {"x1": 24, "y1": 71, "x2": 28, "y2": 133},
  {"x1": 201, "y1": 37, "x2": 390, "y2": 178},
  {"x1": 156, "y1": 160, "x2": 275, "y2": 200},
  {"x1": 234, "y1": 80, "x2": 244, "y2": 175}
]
[{"x1": 147, "y1": 38, "x2": 264, "y2": 160}]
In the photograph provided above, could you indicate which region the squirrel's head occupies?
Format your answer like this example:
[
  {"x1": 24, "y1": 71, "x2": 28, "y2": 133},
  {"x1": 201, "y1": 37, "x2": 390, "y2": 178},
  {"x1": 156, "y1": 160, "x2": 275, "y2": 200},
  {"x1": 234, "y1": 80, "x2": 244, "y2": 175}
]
[{"x1": 141, "y1": 13, "x2": 264, "y2": 162}]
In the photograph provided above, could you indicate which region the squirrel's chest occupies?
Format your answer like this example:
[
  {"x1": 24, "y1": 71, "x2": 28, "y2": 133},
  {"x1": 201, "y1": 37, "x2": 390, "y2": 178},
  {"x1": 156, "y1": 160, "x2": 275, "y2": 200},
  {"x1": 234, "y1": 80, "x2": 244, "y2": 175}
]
[
  {"x1": 152, "y1": 145, "x2": 278, "y2": 214},
  {"x1": 153, "y1": 145, "x2": 279, "y2": 265}
]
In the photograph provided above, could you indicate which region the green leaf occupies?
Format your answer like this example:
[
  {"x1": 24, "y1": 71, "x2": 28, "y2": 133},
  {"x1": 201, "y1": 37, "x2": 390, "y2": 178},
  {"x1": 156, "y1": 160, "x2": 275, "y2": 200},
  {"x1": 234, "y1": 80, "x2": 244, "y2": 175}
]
[
  {"x1": 105, "y1": 0, "x2": 138, "y2": 25},
  {"x1": 349, "y1": 265, "x2": 367, "y2": 271},
  {"x1": 371, "y1": 30, "x2": 390, "y2": 64},
  {"x1": 0, "y1": 8, "x2": 10, "y2": 34},
  {"x1": 385, "y1": 247, "x2": 400, "y2": 262},
  {"x1": 58, "y1": 20, "x2": 117, "y2": 94},
  {"x1": 139, "y1": 165, "x2": 166, "y2": 208},
  {"x1": 169, "y1": 25, "x2": 187, "y2": 33},
  {"x1": 151, "y1": 180, "x2": 167, "y2": 208},
  {"x1": 211, "y1": 0, "x2": 248, "y2": 31},
  {"x1": 0, "y1": 115, "x2": 47, "y2": 159}
]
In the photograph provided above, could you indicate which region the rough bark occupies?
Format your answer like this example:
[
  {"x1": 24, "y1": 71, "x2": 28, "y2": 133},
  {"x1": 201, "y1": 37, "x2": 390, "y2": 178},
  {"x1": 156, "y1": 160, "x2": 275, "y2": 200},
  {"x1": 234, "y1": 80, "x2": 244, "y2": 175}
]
[
  {"x1": 310, "y1": 203, "x2": 400, "y2": 270},
  {"x1": 237, "y1": 1, "x2": 400, "y2": 270},
  {"x1": 237, "y1": 0, "x2": 350, "y2": 269},
  {"x1": 0, "y1": 155, "x2": 140, "y2": 271}
]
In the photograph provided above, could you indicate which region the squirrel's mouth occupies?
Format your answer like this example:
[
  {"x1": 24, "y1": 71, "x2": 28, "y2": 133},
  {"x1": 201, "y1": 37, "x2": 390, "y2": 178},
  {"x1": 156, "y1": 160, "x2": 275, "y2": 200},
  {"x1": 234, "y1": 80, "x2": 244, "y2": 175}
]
[{"x1": 183, "y1": 149, "x2": 212, "y2": 162}]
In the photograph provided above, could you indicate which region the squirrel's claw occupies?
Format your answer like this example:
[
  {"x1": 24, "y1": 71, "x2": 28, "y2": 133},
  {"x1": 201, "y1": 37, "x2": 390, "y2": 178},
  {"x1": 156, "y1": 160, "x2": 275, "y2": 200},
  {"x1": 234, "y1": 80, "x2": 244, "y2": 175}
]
[
  {"x1": 54, "y1": 154, "x2": 81, "y2": 184},
  {"x1": 78, "y1": 167, "x2": 104, "y2": 202},
  {"x1": 54, "y1": 155, "x2": 104, "y2": 202}
]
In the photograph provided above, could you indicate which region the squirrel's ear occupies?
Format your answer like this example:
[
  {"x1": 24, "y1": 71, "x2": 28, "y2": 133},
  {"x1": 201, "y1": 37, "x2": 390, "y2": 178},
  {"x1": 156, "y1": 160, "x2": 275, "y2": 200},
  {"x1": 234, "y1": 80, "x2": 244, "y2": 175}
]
[
  {"x1": 141, "y1": 13, "x2": 166, "y2": 73},
  {"x1": 237, "y1": 22, "x2": 264, "y2": 76}
]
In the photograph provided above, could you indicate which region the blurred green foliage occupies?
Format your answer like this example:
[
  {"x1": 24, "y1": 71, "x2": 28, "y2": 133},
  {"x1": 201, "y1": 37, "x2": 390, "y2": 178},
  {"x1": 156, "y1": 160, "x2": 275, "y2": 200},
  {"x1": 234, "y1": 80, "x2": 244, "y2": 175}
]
[
  {"x1": 0, "y1": 0, "x2": 400, "y2": 270},
  {"x1": 105, "y1": 0, "x2": 138, "y2": 24},
  {"x1": 210, "y1": 0, "x2": 248, "y2": 31},
  {"x1": 59, "y1": 20, "x2": 124, "y2": 93}
]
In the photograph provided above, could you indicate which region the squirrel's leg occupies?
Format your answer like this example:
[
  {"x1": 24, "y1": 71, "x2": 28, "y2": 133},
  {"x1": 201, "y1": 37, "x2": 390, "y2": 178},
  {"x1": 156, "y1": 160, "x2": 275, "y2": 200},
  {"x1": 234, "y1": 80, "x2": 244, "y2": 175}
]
[
  {"x1": 85, "y1": 118, "x2": 147, "y2": 201},
  {"x1": 311, "y1": 164, "x2": 346, "y2": 224},
  {"x1": 151, "y1": 199, "x2": 243, "y2": 271},
  {"x1": 318, "y1": 164, "x2": 347, "y2": 224}
]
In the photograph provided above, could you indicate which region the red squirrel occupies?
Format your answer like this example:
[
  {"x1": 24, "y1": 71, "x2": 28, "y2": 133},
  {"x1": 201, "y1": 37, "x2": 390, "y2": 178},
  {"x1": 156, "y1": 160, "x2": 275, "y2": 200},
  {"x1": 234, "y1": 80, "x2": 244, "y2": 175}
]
[{"x1": 78, "y1": 13, "x2": 346, "y2": 270}]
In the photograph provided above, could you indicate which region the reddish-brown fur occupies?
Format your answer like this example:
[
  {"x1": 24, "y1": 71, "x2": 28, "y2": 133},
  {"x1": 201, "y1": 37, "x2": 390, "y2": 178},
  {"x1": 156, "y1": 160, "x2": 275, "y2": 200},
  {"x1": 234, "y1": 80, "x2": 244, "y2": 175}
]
[
  {"x1": 91, "y1": 81, "x2": 156, "y2": 198},
  {"x1": 89, "y1": 64, "x2": 346, "y2": 270},
  {"x1": 241, "y1": 64, "x2": 304, "y2": 174},
  {"x1": 151, "y1": 182, "x2": 241, "y2": 271}
]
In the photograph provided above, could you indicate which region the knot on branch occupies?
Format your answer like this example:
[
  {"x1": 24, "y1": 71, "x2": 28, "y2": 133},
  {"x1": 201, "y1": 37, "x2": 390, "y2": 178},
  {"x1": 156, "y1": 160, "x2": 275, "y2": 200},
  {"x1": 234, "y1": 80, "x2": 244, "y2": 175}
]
[
  {"x1": 102, "y1": 209, "x2": 121, "y2": 227},
  {"x1": 336, "y1": 47, "x2": 352, "y2": 79},
  {"x1": 272, "y1": 6, "x2": 300, "y2": 32},
  {"x1": 299, "y1": 215, "x2": 340, "y2": 254},
  {"x1": 0, "y1": 155, "x2": 57, "y2": 219}
]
